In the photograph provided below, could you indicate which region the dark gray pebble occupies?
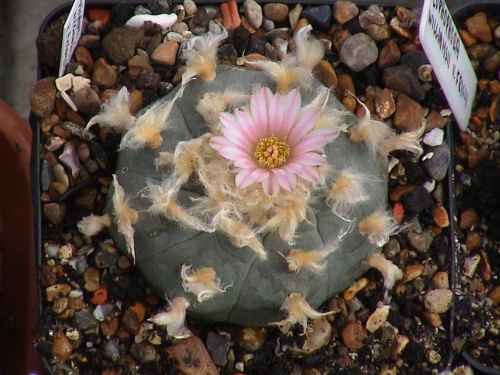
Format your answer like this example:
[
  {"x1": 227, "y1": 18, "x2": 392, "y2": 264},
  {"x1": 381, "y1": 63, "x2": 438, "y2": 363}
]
[
  {"x1": 382, "y1": 65, "x2": 425, "y2": 102},
  {"x1": 136, "y1": 70, "x2": 161, "y2": 90},
  {"x1": 301, "y1": 5, "x2": 333, "y2": 32},
  {"x1": 206, "y1": 331, "x2": 231, "y2": 366},
  {"x1": 400, "y1": 186, "x2": 434, "y2": 216},
  {"x1": 103, "y1": 338, "x2": 121, "y2": 362},
  {"x1": 422, "y1": 143, "x2": 450, "y2": 181},
  {"x1": 130, "y1": 341, "x2": 157, "y2": 363},
  {"x1": 73, "y1": 309, "x2": 99, "y2": 330}
]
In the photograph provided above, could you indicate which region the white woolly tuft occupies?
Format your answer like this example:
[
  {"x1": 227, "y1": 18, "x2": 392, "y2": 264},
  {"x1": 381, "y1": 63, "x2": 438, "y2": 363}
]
[
  {"x1": 326, "y1": 169, "x2": 371, "y2": 219},
  {"x1": 269, "y1": 293, "x2": 335, "y2": 334},
  {"x1": 368, "y1": 253, "x2": 403, "y2": 290},
  {"x1": 181, "y1": 29, "x2": 229, "y2": 85},
  {"x1": 142, "y1": 178, "x2": 213, "y2": 233},
  {"x1": 383, "y1": 123, "x2": 425, "y2": 157},
  {"x1": 348, "y1": 94, "x2": 395, "y2": 157},
  {"x1": 196, "y1": 90, "x2": 251, "y2": 127},
  {"x1": 283, "y1": 229, "x2": 347, "y2": 273},
  {"x1": 85, "y1": 87, "x2": 135, "y2": 133},
  {"x1": 148, "y1": 297, "x2": 191, "y2": 338},
  {"x1": 293, "y1": 24, "x2": 325, "y2": 71},
  {"x1": 112, "y1": 175, "x2": 138, "y2": 263},
  {"x1": 358, "y1": 210, "x2": 400, "y2": 247},
  {"x1": 77, "y1": 213, "x2": 111, "y2": 237},
  {"x1": 181, "y1": 264, "x2": 230, "y2": 302}
]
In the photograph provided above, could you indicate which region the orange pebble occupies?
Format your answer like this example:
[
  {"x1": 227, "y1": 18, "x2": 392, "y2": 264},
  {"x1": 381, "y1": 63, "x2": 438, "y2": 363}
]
[
  {"x1": 393, "y1": 202, "x2": 404, "y2": 224},
  {"x1": 91, "y1": 287, "x2": 108, "y2": 305},
  {"x1": 87, "y1": 8, "x2": 110, "y2": 25},
  {"x1": 220, "y1": 1, "x2": 241, "y2": 31}
]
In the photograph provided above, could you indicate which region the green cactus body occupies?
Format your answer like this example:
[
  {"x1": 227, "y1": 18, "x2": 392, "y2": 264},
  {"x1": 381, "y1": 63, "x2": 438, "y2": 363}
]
[{"x1": 107, "y1": 65, "x2": 388, "y2": 327}]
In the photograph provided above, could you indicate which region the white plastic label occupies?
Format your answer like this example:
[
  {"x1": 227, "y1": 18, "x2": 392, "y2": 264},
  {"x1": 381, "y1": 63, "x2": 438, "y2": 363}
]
[
  {"x1": 419, "y1": 0, "x2": 477, "y2": 131},
  {"x1": 58, "y1": 0, "x2": 86, "y2": 77}
]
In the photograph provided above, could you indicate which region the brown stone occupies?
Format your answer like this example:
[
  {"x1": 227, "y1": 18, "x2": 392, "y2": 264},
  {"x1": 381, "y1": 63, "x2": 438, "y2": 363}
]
[
  {"x1": 465, "y1": 231, "x2": 482, "y2": 251},
  {"x1": 235, "y1": 327, "x2": 267, "y2": 353},
  {"x1": 30, "y1": 77, "x2": 57, "y2": 118},
  {"x1": 122, "y1": 309, "x2": 141, "y2": 335},
  {"x1": 128, "y1": 302, "x2": 146, "y2": 323},
  {"x1": 378, "y1": 40, "x2": 401, "y2": 70},
  {"x1": 465, "y1": 12, "x2": 493, "y2": 42},
  {"x1": 459, "y1": 210, "x2": 479, "y2": 230},
  {"x1": 406, "y1": 230, "x2": 434, "y2": 254},
  {"x1": 488, "y1": 285, "x2": 500, "y2": 303},
  {"x1": 425, "y1": 110, "x2": 448, "y2": 131},
  {"x1": 331, "y1": 29, "x2": 351, "y2": 52},
  {"x1": 333, "y1": 1, "x2": 359, "y2": 25},
  {"x1": 101, "y1": 318, "x2": 119, "y2": 337},
  {"x1": 366, "y1": 23, "x2": 390, "y2": 41},
  {"x1": 164, "y1": 336, "x2": 219, "y2": 375},
  {"x1": 424, "y1": 289, "x2": 453, "y2": 314},
  {"x1": 389, "y1": 184, "x2": 417, "y2": 202},
  {"x1": 52, "y1": 330, "x2": 73, "y2": 362},
  {"x1": 74, "y1": 188, "x2": 98, "y2": 210},
  {"x1": 43, "y1": 202, "x2": 67, "y2": 225},
  {"x1": 41, "y1": 113, "x2": 60, "y2": 133},
  {"x1": 393, "y1": 94, "x2": 425, "y2": 132},
  {"x1": 375, "y1": 88, "x2": 395, "y2": 119},
  {"x1": 389, "y1": 16, "x2": 413, "y2": 39},
  {"x1": 128, "y1": 55, "x2": 154, "y2": 77},
  {"x1": 313, "y1": 60, "x2": 337, "y2": 89},
  {"x1": 459, "y1": 29, "x2": 477, "y2": 47},
  {"x1": 71, "y1": 87, "x2": 101, "y2": 115},
  {"x1": 422, "y1": 311, "x2": 442, "y2": 327},
  {"x1": 341, "y1": 322, "x2": 367, "y2": 350},
  {"x1": 489, "y1": 80, "x2": 500, "y2": 94},
  {"x1": 433, "y1": 205, "x2": 450, "y2": 228},
  {"x1": 151, "y1": 41, "x2": 179, "y2": 67},
  {"x1": 403, "y1": 264, "x2": 424, "y2": 282},
  {"x1": 478, "y1": 249, "x2": 491, "y2": 281},
  {"x1": 75, "y1": 46, "x2": 94, "y2": 72},
  {"x1": 46, "y1": 284, "x2": 72, "y2": 302},
  {"x1": 83, "y1": 267, "x2": 100, "y2": 292},
  {"x1": 335, "y1": 73, "x2": 355, "y2": 100},
  {"x1": 431, "y1": 271, "x2": 449, "y2": 290},
  {"x1": 263, "y1": 3, "x2": 289, "y2": 23},
  {"x1": 92, "y1": 58, "x2": 117, "y2": 88},
  {"x1": 48, "y1": 182, "x2": 68, "y2": 201},
  {"x1": 129, "y1": 88, "x2": 143, "y2": 115},
  {"x1": 489, "y1": 94, "x2": 500, "y2": 122}
]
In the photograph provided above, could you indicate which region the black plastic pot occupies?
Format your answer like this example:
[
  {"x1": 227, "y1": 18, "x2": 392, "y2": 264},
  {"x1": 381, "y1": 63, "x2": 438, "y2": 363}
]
[{"x1": 32, "y1": 1, "x2": 488, "y2": 373}]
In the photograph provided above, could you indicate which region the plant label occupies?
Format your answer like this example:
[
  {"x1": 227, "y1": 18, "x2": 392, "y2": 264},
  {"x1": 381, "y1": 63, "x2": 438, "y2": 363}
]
[
  {"x1": 58, "y1": 0, "x2": 86, "y2": 77},
  {"x1": 419, "y1": 0, "x2": 477, "y2": 131}
]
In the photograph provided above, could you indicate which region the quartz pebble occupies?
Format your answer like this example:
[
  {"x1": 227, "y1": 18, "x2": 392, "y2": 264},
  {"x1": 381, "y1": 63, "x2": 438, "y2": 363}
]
[
  {"x1": 423, "y1": 128, "x2": 444, "y2": 147},
  {"x1": 424, "y1": 289, "x2": 453, "y2": 314},
  {"x1": 292, "y1": 318, "x2": 332, "y2": 357},
  {"x1": 243, "y1": 0, "x2": 263, "y2": 29},
  {"x1": 462, "y1": 254, "x2": 481, "y2": 278},
  {"x1": 340, "y1": 33, "x2": 378, "y2": 72}
]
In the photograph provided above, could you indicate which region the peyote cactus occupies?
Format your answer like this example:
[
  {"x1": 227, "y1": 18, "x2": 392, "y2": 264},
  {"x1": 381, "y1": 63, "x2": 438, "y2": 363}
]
[{"x1": 83, "y1": 27, "x2": 423, "y2": 333}]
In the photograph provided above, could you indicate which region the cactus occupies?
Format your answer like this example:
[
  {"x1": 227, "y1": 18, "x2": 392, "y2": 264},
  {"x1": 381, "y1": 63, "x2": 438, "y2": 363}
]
[{"x1": 90, "y1": 29, "x2": 422, "y2": 332}]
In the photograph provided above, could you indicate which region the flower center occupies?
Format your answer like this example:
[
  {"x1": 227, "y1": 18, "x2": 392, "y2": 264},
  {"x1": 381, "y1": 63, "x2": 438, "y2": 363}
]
[{"x1": 254, "y1": 135, "x2": 290, "y2": 169}]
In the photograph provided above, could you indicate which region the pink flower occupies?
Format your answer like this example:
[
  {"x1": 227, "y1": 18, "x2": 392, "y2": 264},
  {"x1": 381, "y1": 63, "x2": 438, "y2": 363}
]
[{"x1": 209, "y1": 88, "x2": 339, "y2": 195}]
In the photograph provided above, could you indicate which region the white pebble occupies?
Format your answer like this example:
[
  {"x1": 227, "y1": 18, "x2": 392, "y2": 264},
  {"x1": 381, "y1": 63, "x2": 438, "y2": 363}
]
[
  {"x1": 126, "y1": 13, "x2": 178, "y2": 31},
  {"x1": 55, "y1": 74, "x2": 74, "y2": 92},
  {"x1": 366, "y1": 304, "x2": 390, "y2": 333},
  {"x1": 423, "y1": 128, "x2": 444, "y2": 146},
  {"x1": 424, "y1": 289, "x2": 452, "y2": 314},
  {"x1": 166, "y1": 31, "x2": 184, "y2": 43},
  {"x1": 422, "y1": 152, "x2": 434, "y2": 161},
  {"x1": 423, "y1": 179, "x2": 436, "y2": 193},
  {"x1": 462, "y1": 254, "x2": 481, "y2": 278},
  {"x1": 69, "y1": 289, "x2": 84, "y2": 298}
]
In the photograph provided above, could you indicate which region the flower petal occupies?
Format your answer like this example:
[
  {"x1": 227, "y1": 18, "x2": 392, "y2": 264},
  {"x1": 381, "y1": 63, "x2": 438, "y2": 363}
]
[
  {"x1": 250, "y1": 87, "x2": 273, "y2": 136},
  {"x1": 289, "y1": 152, "x2": 326, "y2": 166},
  {"x1": 218, "y1": 145, "x2": 250, "y2": 161},
  {"x1": 276, "y1": 171, "x2": 297, "y2": 191},
  {"x1": 220, "y1": 122, "x2": 254, "y2": 151},
  {"x1": 209, "y1": 136, "x2": 233, "y2": 152},
  {"x1": 282, "y1": 162, "x2": 303, "y2": 174},
  {"x1": 292, "y1": 133, "x2": 333, "y2": 155},
  {"x1": 261, "y1": 172, "x2": 280, "y2": 196},
  {"x1": 235, "y1": 168, "x2": 259, "y2": 188},
  {"x1": 234, "y1": 157, "x2": 258, "y2": 168},
  {"x1": 279, "y1": 89, "x2": 301, "y2": 137},
  {"x1": 300, "y1": 165, "x2": 321, "y2": 183},
  {"x1": 234, "y1": 109, "x2": 259, "y2": 140},
  {"x1": 287, "y1": 108, "x2": 321, "y2": 146},
  {"x1": 268, "y1": 92, "x2": 284, "y2": 136}
]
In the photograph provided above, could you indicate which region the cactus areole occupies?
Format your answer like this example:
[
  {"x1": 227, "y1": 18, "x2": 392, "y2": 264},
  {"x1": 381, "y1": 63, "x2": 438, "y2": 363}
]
[{"x1": 106, "y1": 66, "x2": 388, "y2": 327}]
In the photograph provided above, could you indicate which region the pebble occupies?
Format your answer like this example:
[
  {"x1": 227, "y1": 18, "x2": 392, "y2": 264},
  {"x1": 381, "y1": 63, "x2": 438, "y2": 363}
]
[
  {"x1": 406, "y1": 230, "x2": 434, "y2": 254},
  {"x1": 75, "y1": 46, "x2": 94, "y2": 72},
  {"x1": 43, "y1": 203, "x2": 67, "y2": 225},
  {"x1": 130, "y1": 341, "x2": 157, "y2": 363},
  {"x1": 103, "y1": 338, "x2": 121, "y2": 362},
  {"x1": 433, "y1": 205, "x2": 450, "y2": 228},
  {"x1": 340, "y1": 33, "x2": 378, "y2": 72},
  {"x1": 193, "y1": 6, "x2": 211, "y2": 27},
  {"x1": 425, "y1": 110, "x2": 448, "y2": 131},
  {"x1": 183, "y1": 0, "x2": 197, "y2": 16},
  {"x1": 136, "y1": 70, "x2": 161, "y2": 90},
  {"x1": 366, "y1": 24, "x2": 391, "y2": 42},
  {"x1": 422, "y1": 143, "x2": 451, "y2": 182},
  {"x1": 122, "y1": 309, "x2": 141, "y2": 335},
  {"x1": 375, "y1": 88, "x2": 395, "y2": 119},
  {"x1": 426, "y1": 349, "x2": 442, "y2": 364},
  {"x1": 71, "y1": 87, "x2": 101, "y2": 115},
  {"x1": 263, "y1": 3, "x2": 289, "y2": 23},
  {"x1": 313, "y1": 60, "x2": 337, "y2": 89},
  {"x1": 206, "y1": 331, "x2": 231, "y2": 366},
  {"x1": 100, "y1": 318, "x2": 119, "y2": 337},
  {"x1": 359, "y1": 5, "x2": 385, "y2": 29},
  {"x1": 366, "y1": 304, "x2": 390, "y2": 333},
  {"x1": 301, "y1": 5, "x2": 332, "y2": 32},
  {"x1": 424, "y1": 289, "x2": 453, "y2": 314},
  {"x1": 51, "y1": 330, "x2": 73, "y2": 362},
  {"x1": 462, "y1": 254, "x2": 481, "y2": 278},
  {"x1": 341, "y1": 322, "x2": 367, "y2": 350},
  {"x1": 288, "y1": 4, "x2": 302, "y2": 29},
  {"x1": 343, "y1": 277, "x2": 368, "y2": 301},
  {"x1": 101, "y1": 26, "x2": 144, "y2": 65},
  {"x1": 92, "y1": 58, "x2": 117, "y2": 88},
  {"x1": 151, "y1": 41, "x2": 179, "y2": 67},
  {"x1": 292, "y1": 318, "x2": 332, "y2": 357},
  {"x1": 422, "y1": 310, "x2": 442, "y2": 327},
  {"x1": 243, "y1": 0, "x2": 263, "y2": 29},
  {"x1": 465, "y1": 12, "x2": 493, "y2": 42},
  {"x1": 235, "y1": 327, "x2": 266, "y2": 352},
  {"x1": 400, "y1": 186, "x2": 433, "y2": 216},
  {"x1": 164, "y1": 336, "x2": 219, "y2": 375},
  {"x1": 403, "y1": 264, "x2": 424, "y2": 282},
  {"x1": 383, "y1": 66, "x2": 425, "y2": 102},
  {"x1": 126, "y1": 13, "x2": 177, "y2": 31},
  {"x1": 488, "y1": 285, "x2": 500, "y2": 303},
  {"x1": 333, "y1": 1, "x2": 359, "y2": 25},
  {"x1": 378, "y1": 39, "x2": 401, "y2": 69},
  {"x1": 423, "y1": 128, "x2": 444, "y2": 147},
  {"x1": 394, "y1": 94, "x2": 426, "y2": 132},
  {"x1": 73, "y1": 309, "x2": 99, "y2": 330},
  {"x1": 58, "y1": 142, "x2": 81, "y2": 177},
  {"x1": 46, "y1": 283, "x2": 72, "y2": 302},
  {"x1": 30, "y1": 77, "x2": 57, "y2": 118},
  {"x1": 83, "y1": 267, "x2": 100, "y2": 292}
]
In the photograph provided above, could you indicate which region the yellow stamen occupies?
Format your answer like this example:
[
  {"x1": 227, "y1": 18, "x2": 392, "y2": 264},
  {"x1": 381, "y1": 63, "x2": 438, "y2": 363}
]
[{"x1": 254, "y1": 135, "x2": 290, "y2": 169}]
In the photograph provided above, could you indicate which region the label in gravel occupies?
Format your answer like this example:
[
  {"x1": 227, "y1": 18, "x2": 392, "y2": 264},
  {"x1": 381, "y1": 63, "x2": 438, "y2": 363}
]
[
  {"x1": 58, "y1": 0, "x2": 86, "y2": 77},
  {"x1": 419, "y1": 0, "x2": 477, "y2": 131}
]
